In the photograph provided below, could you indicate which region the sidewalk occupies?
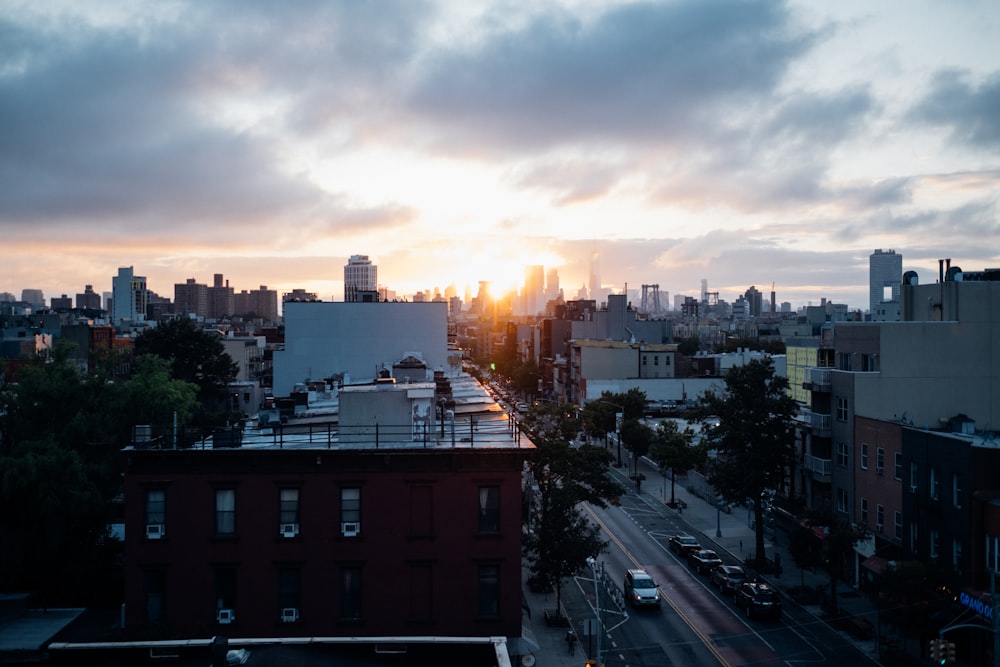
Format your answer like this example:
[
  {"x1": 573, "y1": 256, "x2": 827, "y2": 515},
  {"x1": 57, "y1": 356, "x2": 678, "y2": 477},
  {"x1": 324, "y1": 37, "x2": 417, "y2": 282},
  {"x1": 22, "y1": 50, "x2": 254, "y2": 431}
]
[{"x1": 516, "y1": 453, "x2": 886, "y2": 667}]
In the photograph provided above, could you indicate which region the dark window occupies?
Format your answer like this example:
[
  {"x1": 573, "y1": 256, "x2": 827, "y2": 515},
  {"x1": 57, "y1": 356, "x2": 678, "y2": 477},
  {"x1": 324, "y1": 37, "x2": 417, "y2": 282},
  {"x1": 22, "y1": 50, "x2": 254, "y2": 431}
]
[
  {"x1": 278, "y1": 568, "x2": 300, "y2": 613},
  {"x1": 146, "y1": 489, "x2": 166, "y2": 526},
  {"x1": 860, "y1": 443, "x2": 869, "y2": 470},
  {"x1": 341, "y1": 488, "x2": 361, "y2": 524},
  {"x1": 409, "y1": 485, "x2": 433, "y2": 536},
  {"x1": 478, "y1": 486, "x2": 500, "y2": 533},
  {"x1": 408, "y1": 562, "x2": 433, "y2": 622},
  {"x1": 279, "y1": 488, "x2": 299, "y2": 525},
  {"x1": 477, "y1": 564, "x2": 500, "y2": 618},
  {"x1": 145, "y1": 569, "x2": 166, "y2": 623},
  {"x1": 894, "y1": 452, "x2": 903, "y2": 480},
  {"x1": 836, "y1": 397, "x2": 848, "y2": 421},
  {"x1": 215, "y1": 489, "x2": 236, "y2": 535},
  {"x1": 215, "y1": 567, "x2": 237, "y2": 612},
  {"x1": 340, "y1": 566, "x2": 362, "y2": 621}
]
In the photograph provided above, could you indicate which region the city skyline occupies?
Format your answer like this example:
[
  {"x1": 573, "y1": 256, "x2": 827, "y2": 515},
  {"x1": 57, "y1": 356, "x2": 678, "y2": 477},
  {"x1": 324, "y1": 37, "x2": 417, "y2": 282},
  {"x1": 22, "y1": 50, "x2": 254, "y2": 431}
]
[{"x1": 3, "y1": 1, "x2": 999, "y2": 311}]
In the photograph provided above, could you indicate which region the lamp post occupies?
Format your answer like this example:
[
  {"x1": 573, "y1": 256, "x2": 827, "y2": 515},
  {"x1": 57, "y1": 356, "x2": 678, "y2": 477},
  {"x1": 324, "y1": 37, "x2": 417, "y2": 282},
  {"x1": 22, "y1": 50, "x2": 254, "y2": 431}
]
[
  {"x1": 586, "y1": 556, "x2": 604, "y2": 667},
  {"x1": 716, "y1": 497, "x2": 722, "y2": 538}
]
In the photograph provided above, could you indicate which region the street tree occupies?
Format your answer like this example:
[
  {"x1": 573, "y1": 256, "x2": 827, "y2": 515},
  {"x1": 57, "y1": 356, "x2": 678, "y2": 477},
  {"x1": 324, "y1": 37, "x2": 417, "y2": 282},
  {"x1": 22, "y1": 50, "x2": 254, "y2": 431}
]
[
  {"x1": 619, "y1": 418, "x2": 654, "y2": 483},
  {"x1": 648, "y1": 419, "x2": 706, "y2": 506},
  {"x1": 694, "y1": 358, "x2": 797, "y2": 571},
  {"x1": 524, "y1": 404, "x2": 623, "y2": 616},
  {"x1": 803, "y1": 506, "x2": 870, "y2": 616}
]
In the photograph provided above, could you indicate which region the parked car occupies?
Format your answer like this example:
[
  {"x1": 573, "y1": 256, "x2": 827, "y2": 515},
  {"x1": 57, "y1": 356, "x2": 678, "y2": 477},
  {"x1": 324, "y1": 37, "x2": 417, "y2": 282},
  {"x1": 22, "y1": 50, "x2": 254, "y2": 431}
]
[
  {"x1": 623, "y1": 568, "x2": 661, "y2": 608},
  {"x1": 668, "y1": 534, "x2": 700, "y2": 556},
  {"x1": 688, "y1": 548, "x2": 723, "y2": 574},
  {"x1": 709, "y1": 564, "x2": 748, "y2": 593},
  {"x1": 733, "y1": 581, "x2": 782, "y2": 619}
]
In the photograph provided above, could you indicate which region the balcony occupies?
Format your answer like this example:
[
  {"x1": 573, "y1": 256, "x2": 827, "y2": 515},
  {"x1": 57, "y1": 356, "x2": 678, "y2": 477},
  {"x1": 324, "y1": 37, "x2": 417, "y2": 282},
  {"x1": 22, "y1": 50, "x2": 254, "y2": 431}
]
[
  {"x1": 802, "y1": 367, "x2": 831, "y2": 392},
  {"x1": 804, "y1": 454, "x2": 832, "y2": 482},
  {"x1": 796, "y1": 408, "x2": 832, "y2": 437}
]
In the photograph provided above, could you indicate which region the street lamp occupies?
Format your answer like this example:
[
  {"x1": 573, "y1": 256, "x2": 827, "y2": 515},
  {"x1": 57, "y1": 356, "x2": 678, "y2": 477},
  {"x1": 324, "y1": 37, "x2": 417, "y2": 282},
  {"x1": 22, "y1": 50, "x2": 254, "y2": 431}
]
[
  {"x1": 586, "y1": 556, "x2": 604, "y2": 667},
  {"x1": 716, "y1": 496, "x2": 722, "y2": 538}
]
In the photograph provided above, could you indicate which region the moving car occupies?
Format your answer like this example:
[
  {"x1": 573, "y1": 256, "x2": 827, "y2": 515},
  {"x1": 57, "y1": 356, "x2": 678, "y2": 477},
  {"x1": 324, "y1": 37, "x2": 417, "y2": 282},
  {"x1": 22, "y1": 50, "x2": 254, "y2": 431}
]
[
  {"x1": 733, "y1": 581, "x2": 782, "y2": 619},
  {"x1": 668, "y1": 534, "x2": 700, "y2": 556},
  {"x1": 709, "y1": 564, "x2": 748, "y2": 594},
  {"x1": 688, "y1": 548, "x2": 723, "y2": 574},
  {"x1": 623, "y1": 568, "x2": 661, "y2": 608}
]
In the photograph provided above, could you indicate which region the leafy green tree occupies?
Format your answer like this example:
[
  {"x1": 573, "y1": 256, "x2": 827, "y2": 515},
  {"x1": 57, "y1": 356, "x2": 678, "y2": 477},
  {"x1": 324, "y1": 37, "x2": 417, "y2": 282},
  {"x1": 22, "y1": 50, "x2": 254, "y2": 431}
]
[
  {"x1": 648, "y1": 419, "x2": 706, "y2": 506},
  {"x1": 134, "y1": 317, "x2": 238, "y2": 421},
  {"x1": 524, "y1": 405, "x2": 623, "y2": 615},
  {"x1": 677, "y1": 336, "x2": 701, "y2": 356},
  {"x1": 803, "y1": 506, "x2": 870, "y2": 616},
  {"x1": 619, "y1": 419, "x2": 654, "y2": 481},
  {"x1": 694, "y1": 358, "x2": 798, "y2": 570}
]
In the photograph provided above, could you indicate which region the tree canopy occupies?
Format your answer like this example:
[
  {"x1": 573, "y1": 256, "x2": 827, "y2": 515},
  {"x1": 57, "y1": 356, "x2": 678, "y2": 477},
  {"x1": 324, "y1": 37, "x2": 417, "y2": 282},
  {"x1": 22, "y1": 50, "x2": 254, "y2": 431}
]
[
  {"x1": 694, "y1": 358, "x2": 797, "y2": 570},
  {"x1": 134, "y1": 317, "x2": 238, "y2": 404},
  {"x1": 648, "y1": 419, "x2": 706, "y2": 505}
]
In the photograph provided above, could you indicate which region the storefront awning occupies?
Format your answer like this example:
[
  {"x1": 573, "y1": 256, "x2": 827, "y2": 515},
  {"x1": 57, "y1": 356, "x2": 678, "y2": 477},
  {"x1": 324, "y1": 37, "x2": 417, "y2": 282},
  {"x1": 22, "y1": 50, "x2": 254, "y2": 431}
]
[{"x1": 862, "y1": 555, "x2": 889, "y2": 575}]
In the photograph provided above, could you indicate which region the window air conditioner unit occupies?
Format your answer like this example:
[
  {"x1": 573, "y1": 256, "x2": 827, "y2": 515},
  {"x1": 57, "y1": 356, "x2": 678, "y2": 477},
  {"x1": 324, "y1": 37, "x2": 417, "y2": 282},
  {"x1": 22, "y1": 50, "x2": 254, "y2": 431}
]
[
  {"x1": 281, "y1": 607, "x2": 299, "y2": 623},
  {"x1": 341, "y1": 522, "x2": 360, "y2": 537},
  {"x1": 909, "y1": 485, "x2": 917, "y2": 493},
  {"x1": 875, "y1": 524, "x2": 884, "y2": 534},
  {"x1": 280, "y1": 523, "x2": 299, "y2": 538},
  {"x1": 217, "y1": 608, "x2": 235, "y2": 624},
  {"x1": 876, "y1": 467, "x2": 884, "y2": 476},
  {"x1": 146, "y1": 524, "x2": 165, "y2": 539}
]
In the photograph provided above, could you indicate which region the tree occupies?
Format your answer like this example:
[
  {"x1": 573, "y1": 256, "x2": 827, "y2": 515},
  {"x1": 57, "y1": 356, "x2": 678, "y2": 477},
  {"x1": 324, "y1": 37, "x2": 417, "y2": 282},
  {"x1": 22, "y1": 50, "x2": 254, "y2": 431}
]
[
  {"x1": 648, "y1": 419, "x2": 706, "y2": 506},
  {"x1": 619, "y1": 419, "x2": 654, "y2": 482},
  {"x1": 803, "y1": 506, "x2": 870, "y2": 616},
  {"x1": 694, "y1": 358, "x2": 798, "y2": 571},
  {"x1": 524, "y1": 404, "x2": 623, "y2": 615}
]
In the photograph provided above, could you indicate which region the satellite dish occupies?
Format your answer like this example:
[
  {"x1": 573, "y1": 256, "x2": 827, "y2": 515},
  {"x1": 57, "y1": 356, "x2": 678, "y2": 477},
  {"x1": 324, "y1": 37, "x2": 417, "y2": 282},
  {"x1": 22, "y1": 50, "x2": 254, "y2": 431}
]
[{"x1": 521, "y1": 654, "x2": 536, "y2": 667}]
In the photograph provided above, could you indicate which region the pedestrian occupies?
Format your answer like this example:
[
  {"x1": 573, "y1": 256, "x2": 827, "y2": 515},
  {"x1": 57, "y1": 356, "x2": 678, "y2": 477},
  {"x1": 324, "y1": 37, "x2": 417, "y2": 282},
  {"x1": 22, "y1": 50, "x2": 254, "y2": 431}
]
[{"x1": 566, "y1": 629, "x2": 575, "y2": 655}]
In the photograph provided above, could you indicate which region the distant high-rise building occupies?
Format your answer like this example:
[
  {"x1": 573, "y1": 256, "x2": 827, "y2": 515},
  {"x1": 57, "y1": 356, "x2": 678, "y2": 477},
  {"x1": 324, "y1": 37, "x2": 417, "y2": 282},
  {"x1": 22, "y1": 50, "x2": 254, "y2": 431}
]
[
  {"x1": 76, "y1": 284, "x2": 102, "y2": 310},
  {"x1": 523, "y1": 265, "x2": 545, "y2": 315},
  {"x1": 589, "y1": 249, "x2": 602, "y2": 304},
  {"x1": 869, "y1": 249, "x2": 902, "y2": 313},
  {"x1": 112, "y1": 267, "x2": 147, "y2": 323},
  {"x1": 174, "y1": 278, "x2": 208, "y2": 318},
  {"x1": 207, "y1": 273, "x2": 235, "y2": 319},
  {"x1": 700, "y1": 279, "x2": 708, "y2": 303},
  {"x1": 546, "y1": 268, "x2": 560, "y2": 302},
  {"x1": 744, "y1": 286, "x2": 763, "y2": 317},
  {"x1": 21, "y1": 288, "x2": 44, "y2": 309},
  {"x1": 235, "y1": 285, "x2": 279, "y2": 320},
  {"x1": 344, "y1": 255, "x2": 377, "y2": 302},
  {"x1": 50, "y1": 294, "x2": 72, "y2": 310}
]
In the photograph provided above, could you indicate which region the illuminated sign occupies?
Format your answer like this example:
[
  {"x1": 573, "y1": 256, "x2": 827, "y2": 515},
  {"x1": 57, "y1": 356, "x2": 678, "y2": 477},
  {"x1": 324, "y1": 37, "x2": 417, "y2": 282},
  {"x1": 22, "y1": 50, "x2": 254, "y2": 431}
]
[{"x1": 958, "y1": 591, "x2": 994, "y2": 620}]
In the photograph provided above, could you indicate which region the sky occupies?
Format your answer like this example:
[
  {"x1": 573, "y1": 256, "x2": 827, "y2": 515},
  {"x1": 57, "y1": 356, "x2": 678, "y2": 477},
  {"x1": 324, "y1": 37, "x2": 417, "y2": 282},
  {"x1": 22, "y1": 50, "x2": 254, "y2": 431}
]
[{"x1": 2, "y1": 0, "x2": 999, "y2": 312}]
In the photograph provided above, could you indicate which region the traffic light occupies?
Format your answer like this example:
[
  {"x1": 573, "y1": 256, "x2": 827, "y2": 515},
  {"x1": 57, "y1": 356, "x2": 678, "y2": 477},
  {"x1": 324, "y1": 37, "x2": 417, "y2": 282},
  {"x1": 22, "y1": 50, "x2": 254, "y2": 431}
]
[
  {"x1": 929, "y1": 638, "x2": 943, "y2": 664},
  {"x1": 945, "y1": 640, "x2": 956, "y2": 663}
]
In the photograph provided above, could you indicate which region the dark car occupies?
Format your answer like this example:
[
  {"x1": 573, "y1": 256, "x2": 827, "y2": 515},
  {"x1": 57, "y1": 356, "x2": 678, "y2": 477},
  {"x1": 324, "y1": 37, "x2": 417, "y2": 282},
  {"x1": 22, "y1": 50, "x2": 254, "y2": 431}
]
[
  {"x1": 668, "y1": 534, "x2": 700, "y2": 556},
  {"x1": 734, "y1": 581, "x2": 782, "y2": 619},
  {"x1": 709, "y1": 565, "x2": 748, "y2": 593},
  {"x1": 623, "y1": 568, "x2": 661, "y2": 608},
  {"x1": 687, "y1": 548, "x2": 723, "y2": 574}
]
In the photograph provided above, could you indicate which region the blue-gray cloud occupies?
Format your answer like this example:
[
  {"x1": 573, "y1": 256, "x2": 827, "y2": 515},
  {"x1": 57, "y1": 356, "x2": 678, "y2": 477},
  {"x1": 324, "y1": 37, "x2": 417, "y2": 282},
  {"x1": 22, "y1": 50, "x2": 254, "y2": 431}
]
[{"x1": 909, "y1": 69, "x2": 1000, "y2": 149}]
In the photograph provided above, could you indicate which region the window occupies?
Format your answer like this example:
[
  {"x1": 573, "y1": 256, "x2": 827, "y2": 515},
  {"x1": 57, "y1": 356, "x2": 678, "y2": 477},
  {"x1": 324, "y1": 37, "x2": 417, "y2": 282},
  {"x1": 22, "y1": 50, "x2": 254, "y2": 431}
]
[
  {"x1": 909, "y1": 523, "x2": 918, "y2": 554},
  {"x1": 477, "y1": 564, "x2": 500, "y2": 618},
  {"x1": 894, "y1": 452, "x2": 903, "y2": 480},
  {"x1": 860, "y1": 443, "x2": 869, "y2": 470},
  {"x1": 929, "y1": 529, "x2": 939, "y2": 559},
  {"x1": 909, "y1": 462, "x2": 918, "y2": 492},
  {"x1": 835, "y1": 397, "x2": 848, "y2": 421},
  {"x1": 409, "y1": 485, "x2": 433, "y2": 536},
  {"x1": 340, "y1": 566, "x2": 362, "y2": 621},
  {"x1": 836, "y1": 442, "x2": 848, "y2": 468},
  {"x1": 952, "y1": 539, "x2": 962, "y2": 569},
  {"x1": 146, "y1": 489, "x2": 166, "y2": 538},
  {"x1": 875, "y1": 504, "x2": 885, "y2": 532},
  {"x1": 341, "y1": 487, "x2": 360, "y2": 535},
  {"x1": 860, "y1": 497, "x2": 869, "y2": 524},
  {"x1": 215, "y1": 567, "x2": 237, "y2": 616},
  {"x1": 838, "y1": 353, "x2": 851, "y2": 371},
  {"x1": 279, "y1": 488, "x2": 299, "y2": 533},
  {"x1": 654, "y1": 356, "x2": 659, "y2": 366},
  {"x1": 929, "y1": 466, "x2": 939, "y2": 500},
  {"x1": 836, "y1": 488, "x2": 847, "y2": 513},
  {"x1": 642, "y1": 356, "x2": 647, "y2": 366},
  {"x1": 215, "y1": 489, "x2": 236, "y2": 535},
  {"x1": 145, "y1": 569, "x2": 166, "y2": 624},
  {"x1": 278, "y1": 568, "x2": 300, "y2": 619},
  {"x1": 894, "y1": 511, "x2": 902, "y2": 539},
  {"x1": 408, "y1": 562, "x2": 433, "y2": 622},
  {"x1": 952, "y1": 473, "x2": 962, "y2": 508},
  {"x1": 478, "y1": 486, "x2": 500, "y2": 533},
  {"x1": 876, "y1": 447, "x2": 885, "y2": 474}
]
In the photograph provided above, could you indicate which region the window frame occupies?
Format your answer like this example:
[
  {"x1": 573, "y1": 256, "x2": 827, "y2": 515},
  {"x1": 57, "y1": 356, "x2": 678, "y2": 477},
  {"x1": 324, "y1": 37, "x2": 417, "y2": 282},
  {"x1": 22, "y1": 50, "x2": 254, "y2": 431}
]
[
  {"x1": 860, "y1": 443, "x2": 869, "y2": 470},
  {"x1": 215, "y1": 488, "x2": 237, "y2": 536},
  {"x1": 145, "y1": 488, "x2": 166, "y2": 527},
  {"x1": 477, "y1": 563, "x2": 501, "y2": 619},
  {"x1": 477, "y1": 485, "x2": 500, "y2": 534}
]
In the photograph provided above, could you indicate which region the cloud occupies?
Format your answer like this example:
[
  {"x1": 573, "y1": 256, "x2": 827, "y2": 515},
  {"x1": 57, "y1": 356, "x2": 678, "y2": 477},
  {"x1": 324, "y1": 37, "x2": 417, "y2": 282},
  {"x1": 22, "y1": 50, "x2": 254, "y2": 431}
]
[{"x1": 908, "y1": 69, "x2": 1000, "y2": 149}]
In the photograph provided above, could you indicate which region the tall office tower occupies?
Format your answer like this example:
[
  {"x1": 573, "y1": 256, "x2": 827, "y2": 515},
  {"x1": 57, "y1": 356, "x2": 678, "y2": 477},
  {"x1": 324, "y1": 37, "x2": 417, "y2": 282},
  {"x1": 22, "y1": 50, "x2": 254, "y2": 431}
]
[
  {"x1": 234, "y1": 285, "x2": 279, "y2": 320},
  {"x1": 546, "y1": 267, "x2": 560, "y2": 302},
  {"x1": 174, "y1": 278, "x2": 208, "y2": 318},
  {"x1": 869, "y1": 249, "x2": 902, "y2": 313},
  {"x1": 589, "y1": 249, "x2": 602, "y2": 304},
  {"x1": 700, "y1": 279, "x2": 708, "y2": 303},
  {"x1": 76, "y1": 284, "x2": 102, "y2": 310},
  {"x1": 344, "y1": 254, "x2": 377, "y2": 302},
  {"x1": 207, "y1": 273, "x2": 235, "y2": 319},
  {"x1": 51, "y1": 295, "x2": 72, "y2": 309},
  {"x1": 744, "y1": 285, "x2": 763, "y2": 317},
  {"x1": 112, "y1": 267, "x2": 148, "y2": 323},
  {"x1": 21, "y1": 289, "x2": 44, "y2": 309},
  {"x1": 523, "y1": 265, "x2": 545, "y2": 315}
]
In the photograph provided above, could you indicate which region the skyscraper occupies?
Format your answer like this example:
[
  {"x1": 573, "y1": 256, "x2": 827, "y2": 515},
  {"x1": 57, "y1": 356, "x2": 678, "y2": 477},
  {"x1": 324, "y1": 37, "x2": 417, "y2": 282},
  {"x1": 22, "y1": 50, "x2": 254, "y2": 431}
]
[
  {"x1": 344, "y1": 255, "x2": 377, "y2": 302},
  {"x1": 523, "y1": 265, "x2": 544, "y2": 315},
  {"x1": 112, "y1": 266, "x2": 147, "y2": 323},
  {"x1": 589, "y1": 248, "x2": 602, "y2": 304},
  {"x1": 869, "y1": 249, "x2": 902, "y2": 313}
]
